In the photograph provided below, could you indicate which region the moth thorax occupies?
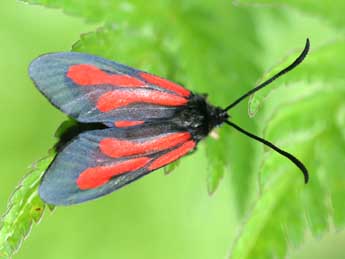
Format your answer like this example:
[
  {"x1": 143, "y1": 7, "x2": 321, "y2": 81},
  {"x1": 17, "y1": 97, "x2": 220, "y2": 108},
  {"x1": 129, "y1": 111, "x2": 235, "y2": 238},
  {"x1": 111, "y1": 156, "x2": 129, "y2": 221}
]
[{"x1": 174, "y1": 94, "x2": 228, "y2": 140}]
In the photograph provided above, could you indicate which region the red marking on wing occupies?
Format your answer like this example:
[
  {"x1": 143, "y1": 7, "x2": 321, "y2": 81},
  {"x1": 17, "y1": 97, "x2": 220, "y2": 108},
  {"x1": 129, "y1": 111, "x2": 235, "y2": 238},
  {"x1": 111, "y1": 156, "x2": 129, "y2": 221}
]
[
  {"x1": 149, "y1": 140, "x2": 195, "y2": 170},
  {"x1": 140, "y1": 72, "x2": 190, "y2": 97},
  {"x1": 114, "y1": 120, "x2": 145, "y2": 128},
  {"x1": 97, "y1": 89, "x2": 188, "y2": 112},
  {"x1": 100, "y1": 132, "x2": 191, "y2": 158},
  {"x1": 67, "y1": 64, "x2": 145, "y2": 87},
  {"x1": 77, "y1": 157, "x2": 151, "y2": 190}
]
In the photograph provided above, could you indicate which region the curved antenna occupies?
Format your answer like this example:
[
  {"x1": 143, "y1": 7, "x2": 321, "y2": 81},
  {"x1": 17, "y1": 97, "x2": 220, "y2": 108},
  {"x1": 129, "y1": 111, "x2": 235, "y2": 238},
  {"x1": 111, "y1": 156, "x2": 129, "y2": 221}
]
[
  {"x1": 225, "y1": 120, "x2": 309, "y2": 183},
  {"x1": 224, "y1": 38, "x2": 310, "y2": 111}
]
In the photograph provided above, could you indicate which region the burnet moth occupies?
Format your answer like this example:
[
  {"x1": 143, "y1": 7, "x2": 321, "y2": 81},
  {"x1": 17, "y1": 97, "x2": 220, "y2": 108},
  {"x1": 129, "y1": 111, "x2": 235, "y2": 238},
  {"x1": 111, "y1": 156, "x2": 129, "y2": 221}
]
[{"x1": 29, "y1": 39, "x2": 310, "y2": 205}]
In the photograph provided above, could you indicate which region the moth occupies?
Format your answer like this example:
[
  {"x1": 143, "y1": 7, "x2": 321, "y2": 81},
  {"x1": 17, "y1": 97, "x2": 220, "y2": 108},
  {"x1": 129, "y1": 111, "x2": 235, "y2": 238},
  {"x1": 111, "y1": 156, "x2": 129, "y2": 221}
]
[{"x1": 29, "y1": 39, "x2": 310, "y2": 205}]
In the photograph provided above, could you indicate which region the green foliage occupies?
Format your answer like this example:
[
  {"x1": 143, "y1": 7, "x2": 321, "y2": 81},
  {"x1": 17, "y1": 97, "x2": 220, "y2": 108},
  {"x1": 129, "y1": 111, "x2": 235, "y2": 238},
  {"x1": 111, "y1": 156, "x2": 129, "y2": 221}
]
[
  {"x1": 0, "y1": 155, "x2": 55, "y2": 257},
  {"x1": 206, "y1": 129, "x2": 229, "y2": 195},
  {"x1": 232, "y1": 77, "x2": 345, "y2": 257},
  {"x1": 163, "y1": 160, "x2": 180, "y2": 175},
  {"x1": 237, "y1": 0, "x2": 345, "y2": 27},
  {"x1": 1, "y1": 0, "x2": 344, "y2": 258},
  {"x1": 229, "y1": 5, "x2": 345, "y2": 257}
]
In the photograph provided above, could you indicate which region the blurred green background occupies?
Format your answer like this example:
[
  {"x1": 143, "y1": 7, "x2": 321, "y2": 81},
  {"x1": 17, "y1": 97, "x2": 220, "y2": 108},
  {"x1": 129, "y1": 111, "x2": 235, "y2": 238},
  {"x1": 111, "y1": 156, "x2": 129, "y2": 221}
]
[{"x1": 1, "y1": 0, "x2": 345, "y2": 258}]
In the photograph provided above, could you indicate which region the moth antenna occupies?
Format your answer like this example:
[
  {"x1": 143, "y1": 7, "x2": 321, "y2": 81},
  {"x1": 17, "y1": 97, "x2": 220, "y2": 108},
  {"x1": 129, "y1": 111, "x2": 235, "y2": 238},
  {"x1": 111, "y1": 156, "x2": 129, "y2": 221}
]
[
  {"x1": 225, "y1": 120, "x2": 309, "y2": 183},
  {"x1": 224, "y1": 38, "x2": 310, "y2": 111}
]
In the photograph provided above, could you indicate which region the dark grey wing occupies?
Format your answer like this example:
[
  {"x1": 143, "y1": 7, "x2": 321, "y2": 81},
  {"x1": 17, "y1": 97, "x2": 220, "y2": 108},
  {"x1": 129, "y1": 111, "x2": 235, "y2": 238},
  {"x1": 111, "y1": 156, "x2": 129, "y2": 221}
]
[
  {"x1": 29, "y1": 52, "x2": 191, "y2": 126},
  {"x1": 39, "y1": 124, "x2": 196, "y2": 205}
]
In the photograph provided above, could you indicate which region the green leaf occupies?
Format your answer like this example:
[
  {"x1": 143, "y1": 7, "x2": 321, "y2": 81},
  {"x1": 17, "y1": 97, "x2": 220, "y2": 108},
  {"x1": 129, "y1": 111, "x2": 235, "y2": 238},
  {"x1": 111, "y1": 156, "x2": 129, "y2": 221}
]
[
  {"x1": 230, "y1": 35, "x2": 345, "y2": 258},
  {"x1": 0, "y1": 154, "x2": 55, "y2": 258},
  {"x1": 205, "y1": 129, "x2": 228, "y2": 195},
  {"x1": 236, "y1": 0, "x2": 345, "y2": 27},
  {"x1": 54, "y1": 118, "x2": 78, "y2": 139},
  {"x1": 163, "y1": 160, "x2": 180, "y2": 175},
  {"x1": 246, "y1": 6, "x2": 343, "y2": 117},
  {"x1": 0, "y1": 117, "x2": 78, "y2": 257}
]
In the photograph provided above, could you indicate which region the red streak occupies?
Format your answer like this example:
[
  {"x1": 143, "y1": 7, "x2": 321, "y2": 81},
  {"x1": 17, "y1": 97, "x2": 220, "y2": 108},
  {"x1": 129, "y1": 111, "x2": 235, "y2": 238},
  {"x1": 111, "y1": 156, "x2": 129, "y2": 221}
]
[
  {"x1": 114, "y1": 120, "x2": 145, "y2": 128},
  {"x1": 149, "y1": 141, "x2": 195, "y2": 170},
  {"x1": 100, "y1": 132, "x2": 191, "y2": 158},
  {"x1": 77, "y1": 157, "x2": 151, "y2": 190},
  {"x1": 67, "y1": 64, "x2": 145, "y2": 87},
  {"x1": 140, "y1": 72, "x2": 190, "y2": 97},
  {"x1": 97, "y1": 89, "x2": 188, "y2": 112}
]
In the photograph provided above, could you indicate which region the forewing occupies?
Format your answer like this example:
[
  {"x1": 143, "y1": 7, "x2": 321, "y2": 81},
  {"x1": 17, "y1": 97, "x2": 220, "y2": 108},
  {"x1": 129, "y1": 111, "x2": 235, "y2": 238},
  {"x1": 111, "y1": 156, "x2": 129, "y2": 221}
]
[
  {"x1": 39, "y1": 124, "x2": 196, "y2": 205},
  {"x1": 29, "y1": 52, "x2": 191, "y2": 126}
]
